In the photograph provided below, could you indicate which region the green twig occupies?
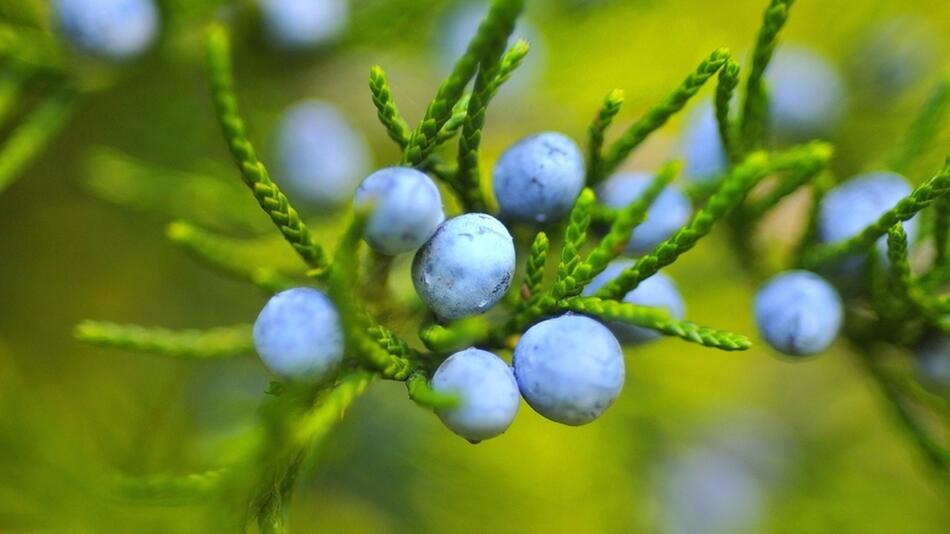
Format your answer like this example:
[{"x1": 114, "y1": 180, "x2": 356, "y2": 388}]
[
  {"x1": 804, "y1": 159, "x2": 950, "y2": 268},
  {"x1": 74, "y1": 321, "x2": 254, "y2": 359},
  {"x1": 740, "y1": 0, "x2": 795, "y2": 151},
  {"x1": 558, "y1": 296, "x2": 751, "y2": 351},
  {"x1": 586, "y1": 89, "x2": 624, "y2": 187},
  {"x1": 206, "y1": 25, "x2": 328, "y2": 272},
  {"x1": 0, "y1": 85, "x2": 76, "y2": 194},
  {"x1": 369, "y1": 65, "x2": 410, "y2": 149},
  {"x1": 597, "y1": 48, "x2": 730, "y2": 182}
]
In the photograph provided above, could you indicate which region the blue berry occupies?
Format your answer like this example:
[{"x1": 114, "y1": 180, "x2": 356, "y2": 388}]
[
  {"x1": 582, "y1": 261, "x2": 685, "y2": 344},
  {"x1": 412, "y1": 213, "x2": 516, "y2": 321},
  {"x1": 353, "y1": 167, "x2": 445, "y2": 256},
  {"x1": 252, "y1": 287, "x2": 344, "y2": 381},
  {"x1": 848, "y1": 17, "x2": 938, "y2": 101},
  {"x1": 657, "y1": 442, "x2": 766, "y2": 534},
  {"x1": 680, "y1": 101, "x2": 728, "y2": 183},
  {"x1": 915, "y1": 337, "x2": 950, "y2": 391},
  {"x1": 53, "y1": 0, "x2": 159, "y2": 60},
  {"x1": 513, "y1": 314, "x2": 624, "y2": 425},
  {"x1": 765, "y1": 46, "x2": 847, "y2": 141},
  {"x1": 597, "y1": 172, "x2": 691, "y2": 254},
  {"x1": 275, "y1": 100, "x2": 371, "y2": 207},
  {"x1": 492, "y1": 132, "x2": 585, "y2": 224},
  {"x1": 258, "y1": 0, "x2": 349, "y2": 51},
  {"x1": 430, "y1": 348, "x2": 520, "y2": 443},
  {"x1": 818, "y1": 171, "x2": 917, "y2": 258},
  {"x1": 754, "y1": 270, "x2": 843, "y2": 356}
]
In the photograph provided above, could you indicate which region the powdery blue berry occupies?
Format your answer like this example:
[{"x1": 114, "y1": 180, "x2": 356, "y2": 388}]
[
  {"x1": 258, "y1": 0, "x2": 349, "y2": 51},
  {"x1": 430, "y1": 348, "x2": 520, "y2": 443},
  {"x1": 412, "y1": 213, "x2": 515, "y2": 321},
  {"x1": 354, "y1": 167, "x2": 445, "y2": 256},
  {"x1": 915, "y1": 337, "x2": 950, "y2": 391},
  {"x1": 597, "y1": 172, "x2": 691, "y2": 254},
  {"x1": 492, "y1": 132, "x2": 585, "y2": 224},
  {"x1": 754, "y1": 270, "x2": 843, "y2": 356},
  {"x1": 582, "y1": 261, "x2": 685, "y2": 344},
  {"x1": 513, "y1": 314, "x2": 624, "y2": 425},
  {"x1": 680, "y1": 101, "x2": 728, "y2": 183},
  {"x1": 275, "y1": 100, "x2": 371, "y2": 207},
  {"x1": 252, "y1": 287, "x2": 344, "y2": 381},
  {"x1": 53, "y1": 0, "x2": 159, "y2": 60},
  {"x1": 818, "y1": 171, "x2": 917, "y2": 258},
  {"x1": 765, "y1": 46, "x2": 847, "y2": 141}
]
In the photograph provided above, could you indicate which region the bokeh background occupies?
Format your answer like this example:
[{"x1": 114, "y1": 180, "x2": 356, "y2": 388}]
[{"x1": 1, "y1": 0, "x2": 949, "y2": 532}]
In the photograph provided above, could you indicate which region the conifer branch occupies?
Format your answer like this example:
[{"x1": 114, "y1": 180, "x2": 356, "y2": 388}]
[
  {"x1": 166, "y1": 221, "x2": 297, "y2": 292},
  {"x1": 594, "y1": 150, "x2": 773, "y2": 300},
  {"x1": 740, "y1": 0, "x2": 795, "y2": 150},
  {"x1": 715, "y1": 59, "x2": 741, "y2": 162},
  {"x1": 586, "y1": 89, "x2": 624, "y2": 186},
  {"x1": 369, "y1": 65, "x2": 411, "y2": 149},
  {"x1": 551, "y1": 189, "x2": 596, "y2": 299},
  {"x1": 206, "y1": 25, "x2": 328, "y2": 272},
  {"x1": 419, "y1": 316, "x2": 491, "y2": 353},
  {"x1": 402, "y1": 0, "x2": 524, "y2": 167},
  {"x1": 520, "y1": 232, "x2": 549, "y2": 303},
  {"x1": 597, "y1": 48, "x2": 731, "y2": 181},
  {"x1": 558, "y1": 297, "x2": 752, "y2": 351},
  {"x1": 0, "y1": 85, "x2": 75, "y2": 194},
  {"x1": 406, "y1": 372, "x2": 460, "y2": 409},
  {"x1": 804, "y1": 159, "x2": 950, "y2": 268},
  {"x1": 74, "y1": 321, "x2": 254, "y2": 359}
]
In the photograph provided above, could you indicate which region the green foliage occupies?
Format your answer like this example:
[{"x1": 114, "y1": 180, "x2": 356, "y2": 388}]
[
  {"x1": 804, "y1": 159, "x2": 950, "y2": 268},
  {"x1": 519, "y1": 231, "x2": 549, "y2": 303},
  {"x1": 586, "y1": 89, "x2": 624, "y2": 186},
  {"x1": 888, "y1": 78, "x2": 950, "y2": 174},
  {"x1": 596, "y1": 48, "x2": 731, "y2": 182},
  {"x1": 740, "y1": 0, "x2": 794, "y2": 151},
  {"x1": 0, "y1": 85, "x2": 76, "y2": 194},
  {"x1": 715, "y1": 59, "x2": 741, "y2": 162},
  {"x1": 369, "y1": 65, "x2": 411, "y2": 149},
  {"x1": 207, "y1": 25, "x2": 328, "y2": 272},
  {"x1": 402, "y1": 0, "x2": 524, "y2": 168},
  {"x1": 74, "y1": 321, "x2": 253, "y2": 359},
  {"x1": 558, "y1": 297, "x2": 752, "y2": 351},
  {"x1": 454, "y1": 39, "x2": 530, "y2": 211},
  {"x1": 166, "y1": 220, "x2": 298, "y2": 292}
]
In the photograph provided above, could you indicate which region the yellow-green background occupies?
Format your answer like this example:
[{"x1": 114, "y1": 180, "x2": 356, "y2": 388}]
[{"x1": 0, "y1": 0, "x2": 948, "y2": 532}]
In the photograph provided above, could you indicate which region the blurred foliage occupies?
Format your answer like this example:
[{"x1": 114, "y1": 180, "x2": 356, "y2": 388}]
[{"x1": 1, "y1": 0, "x2": 949, "y2": 532}]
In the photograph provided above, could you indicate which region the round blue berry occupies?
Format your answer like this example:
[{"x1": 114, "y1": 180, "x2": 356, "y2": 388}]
[
  {"x1": 754, "y1": 270, "x2": 843, "y2": 356},
  {"x1": 597, "y1": 172, "x2": 691, "y2": 254},
  {"x1": 53, "y1": 0, "x2": 159, "y2": 60},
  {"x1": 680, "y1": 101, "x2": 728, "y2": 183},
  {"x1": 492, "y1": 132, "x2": 585, "y2": 224},
  {"x1": 258, "y1": 0, "x2": 349, "y2": 51},
  {"x1": 818, "y1": 171, "x2": 917, "y2": 258},
  {"x1": 915, "y1": 337, "x2": 950, "y2": 391},
  {"x1": 848, "y1": 17, "x2": 939, "y2": 101},
  {"x1": 430, "y1": 347, "x2": 520, "y2": 443},
  {"x1": 412, "y1": 213, "x2": 515, "y2": 321},
  {"x1": 582, "y1": 261, "x2": 685, "y2": 344},
  {"x1": 275, "y1": 100, "x2": 371, "y2": 207},
  {"x1": 353, "y1": 167, "x2": 445, "y2": 256},
  {"x1": 765, "y1": 46, "x2": 847, "y2": 141},
  {"x1": 252, "y1": 287, "x2": 344, "y2": 381},
  {"x1": 513, "y1": 314, "x2": 624, "y2": 425}
]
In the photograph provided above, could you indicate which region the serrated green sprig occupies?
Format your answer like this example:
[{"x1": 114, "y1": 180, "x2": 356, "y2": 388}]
[{"x1": 206, "y1": 25, "x2": 328, "y2": 272}]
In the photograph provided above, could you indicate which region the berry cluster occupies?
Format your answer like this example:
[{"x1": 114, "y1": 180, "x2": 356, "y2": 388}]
[{"x1": 65, "y1": 0, "x2": 950, "y2": 526}]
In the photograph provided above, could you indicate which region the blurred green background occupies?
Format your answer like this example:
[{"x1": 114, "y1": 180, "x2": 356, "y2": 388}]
[{"x1": 1, "y1": 0, "x2": 948, "y2": 532}]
